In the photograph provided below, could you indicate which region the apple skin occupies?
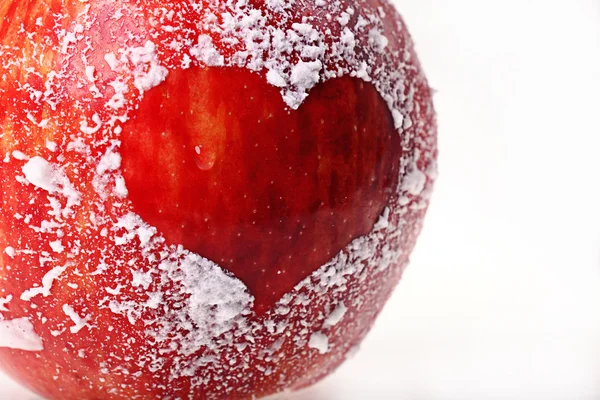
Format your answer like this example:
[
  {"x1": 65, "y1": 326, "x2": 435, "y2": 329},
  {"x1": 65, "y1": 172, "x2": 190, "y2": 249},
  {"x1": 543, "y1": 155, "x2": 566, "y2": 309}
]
[{"x1": 0, "y1": 1, "x2": 437, "y2": 399}]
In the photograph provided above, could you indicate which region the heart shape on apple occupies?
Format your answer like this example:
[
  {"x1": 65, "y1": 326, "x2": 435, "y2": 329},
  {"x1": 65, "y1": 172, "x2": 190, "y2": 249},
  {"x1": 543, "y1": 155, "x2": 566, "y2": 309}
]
[{"x1": 120, "y1": 67, "x2": 400, "y2": 313}]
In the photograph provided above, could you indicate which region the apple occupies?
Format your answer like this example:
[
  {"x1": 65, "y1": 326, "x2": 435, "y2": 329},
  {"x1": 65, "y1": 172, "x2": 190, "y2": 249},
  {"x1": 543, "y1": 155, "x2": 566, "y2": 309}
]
[{"x1": 0, "y1": 1, "x2": 437, "y2": 399}]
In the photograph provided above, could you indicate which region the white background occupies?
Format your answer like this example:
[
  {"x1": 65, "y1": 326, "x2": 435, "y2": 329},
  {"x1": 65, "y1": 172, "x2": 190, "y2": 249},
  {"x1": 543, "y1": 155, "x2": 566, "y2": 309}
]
[{"x1": 2, "y1": 1, "x2": 600, "y2": 399}]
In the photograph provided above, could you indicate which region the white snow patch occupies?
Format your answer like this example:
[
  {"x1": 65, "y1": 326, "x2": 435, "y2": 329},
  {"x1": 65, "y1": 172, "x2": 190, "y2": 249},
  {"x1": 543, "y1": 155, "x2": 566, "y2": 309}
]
[
  {"x1": 392, "y1": 109, "x2": 404, "y2": 129},
  {"x1": 22, "y1": 157, "x2": 60, "y2": 192},
  {"x1": 96, "y1": 149, "x2": 122, "y2": 175},
  {"x1": 131, "y1": 270, "x2": 153, "y2": 290},
  {"x1": 266, "y1": 69, "x2": 287, "y2": 88},
  {"x1": 4, "y1": 247, "x2": 15, "y2": 258},
  {"x1": 402, "y1": 167, "x2": 427, "y2": 196},
  {"x1": 368, "y1": 27, "x2": 389, "y2": 52},
  {"x1": 12, "y1": 151, "x2": 28, "y2": 160},
  {"x1": 0, "y1": 318, "x2": 44, "y2": 351},
  {"x1": 85, "y1": 65, "x2": 96, "y2": 82},
  {"x1": 290, "y1": 60, "x2": 322, "y2": 90},
  {"x1": 0, "y1": 295, "x2": 12, "y2": 312},
  {"x1": 308, "y1": 331, "x2": 329, "y2": 354},
  {"x1": 49, "y1": 240, "x2": 65, "y2": 253},
  {"x1": 107, "y1": 79, "x2": 128, "y2": 109},
  {"x1": 62, "y1": 304, "x2": 89, "y2": 334},
  {"x1": 80, "y1": 113, "x2": 102, "y2": 135},
  {"x1": 114, "y1": 175, "x2": 128, "y2": 197},
  {"x1": 20, "y1": 265, "x2": 67, "y2": 301},
  {"x1": 22, "y1": 157, "x2": 80, "y2": 215},
  {"x1": 104, "y1": 52, "x2": 120, "y2": 71},
  {"x1": 190, "y1": 35, "x2": 225, "y2": 67},
  {"x1": 46, "y1": 140, "x2": 57, "y2": 152},
  {"x1": 374, "y1": 207, "x2": 391, "y2": 231},
  {"x1": 128, "y1": 41, "x2": 169, "y2": 93},
  {"x1": 323, "y1": 302, "x2": 347, "y2": 328}
]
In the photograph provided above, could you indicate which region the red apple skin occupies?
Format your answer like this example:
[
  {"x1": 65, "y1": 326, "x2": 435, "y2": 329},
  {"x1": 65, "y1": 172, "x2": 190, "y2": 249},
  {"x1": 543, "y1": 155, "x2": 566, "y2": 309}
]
[
  {"x1": 0, "y1": 1, "x2": 437, "y2": 399},
  {"x1": 121, "y1": 68, "x2": 401, "y2": 314}
]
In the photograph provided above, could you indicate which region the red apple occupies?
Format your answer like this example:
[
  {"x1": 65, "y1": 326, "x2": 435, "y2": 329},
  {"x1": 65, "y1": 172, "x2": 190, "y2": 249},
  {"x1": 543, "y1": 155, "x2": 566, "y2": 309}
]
[{"x1": 0, "y1": 0, "x2": 437, "y2": 399}]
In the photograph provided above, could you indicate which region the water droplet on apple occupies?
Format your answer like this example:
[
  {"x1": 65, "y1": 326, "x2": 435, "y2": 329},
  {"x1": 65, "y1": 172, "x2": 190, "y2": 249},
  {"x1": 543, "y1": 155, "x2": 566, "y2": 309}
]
[{"x1": 193, "y1": 145, "x2": 216, "y2": 170}]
